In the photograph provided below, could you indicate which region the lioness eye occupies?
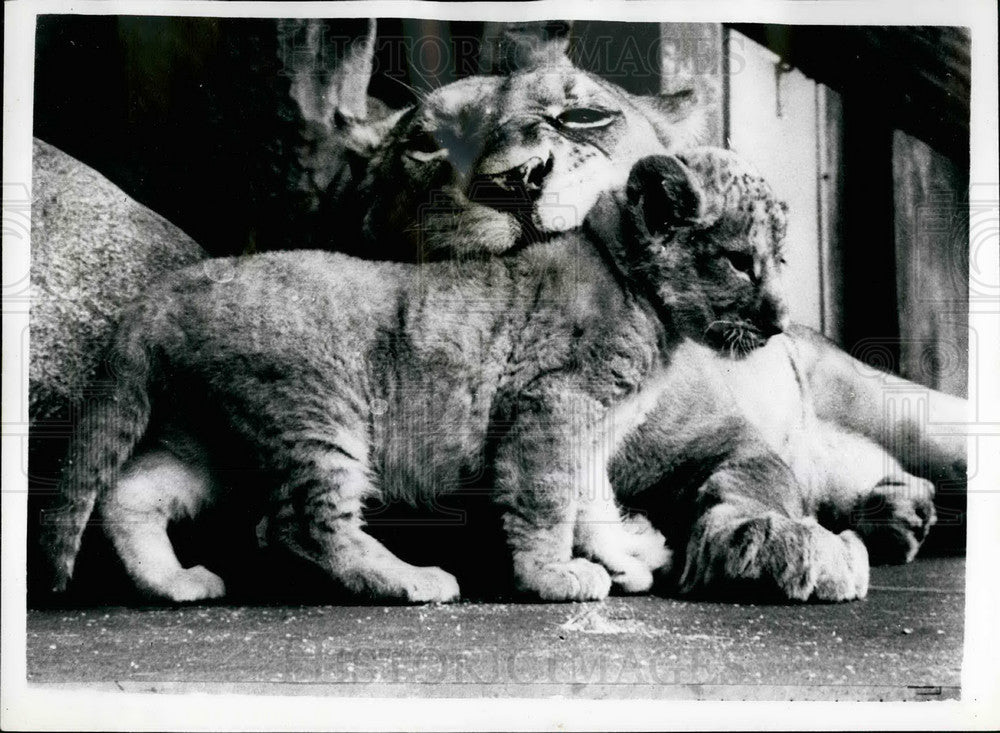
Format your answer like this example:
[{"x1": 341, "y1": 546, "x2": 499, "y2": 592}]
[
  {"x1": 404, "y1": 131, "x2": 448, "y2": 162},
  {"x1": 556, "y1": 108, "x2": 618, "y2": 129},
  {"x1": 725, "y1": 251, "x2": 756, "y2": 276}
]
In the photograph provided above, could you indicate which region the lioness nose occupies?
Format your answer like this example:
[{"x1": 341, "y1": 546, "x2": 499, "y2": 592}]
[{"x1": 468, "y1": 153, "x2": 554, "y2": 211}]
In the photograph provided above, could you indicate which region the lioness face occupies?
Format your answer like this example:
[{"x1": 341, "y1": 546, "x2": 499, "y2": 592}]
[
  {"x1": 625, "y1": 150, "x2": 790, "y2": 356},
  {"x1": 357, "y1": 62, "x2": 701, "y2": 259}
]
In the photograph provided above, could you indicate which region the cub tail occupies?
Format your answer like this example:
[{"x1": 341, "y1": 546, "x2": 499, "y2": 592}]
[{"x1": 38, "y1": 323, "x2": 157, "y2": 593}]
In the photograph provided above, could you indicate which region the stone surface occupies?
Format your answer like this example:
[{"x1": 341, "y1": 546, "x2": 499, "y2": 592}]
[
  {"x1": 26, "y1": 557, "x2": 964, "y2": 700},
  {"x1": 30, "y1": 138, "x2": 206, "y2": 425}
]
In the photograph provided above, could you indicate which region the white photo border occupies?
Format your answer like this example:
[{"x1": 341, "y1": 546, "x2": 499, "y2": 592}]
[{"x1": 3, "y1": 1, "x2": 998, "y2": 730}]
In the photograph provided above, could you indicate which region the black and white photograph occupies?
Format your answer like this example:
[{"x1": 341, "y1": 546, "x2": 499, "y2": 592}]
[{"x1": 2, "y1": 0, "x2": 998, "y2": 729}]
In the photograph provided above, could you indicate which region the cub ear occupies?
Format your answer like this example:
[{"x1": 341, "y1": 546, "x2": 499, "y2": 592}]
[
  {"x1": 279, "y1": 19, "x2": 411, "y2": 203},
  {"x1": 626, "y1": 155, "x2": 705, "y2": 237},
  {"x1": 334, "y1": 106, "x2": 413, "y2": 158}
]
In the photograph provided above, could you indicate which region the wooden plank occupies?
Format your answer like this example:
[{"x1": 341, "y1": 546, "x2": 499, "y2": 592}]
[
  {"x1": 892, "y1": 130, "x2": 969, "y2": 397},
  {"x1": 817, "y1": 86, "x2": 845, "y2": 343},
  {"x1": 726, "y1": 30, "x2": 823, "y2": 331},
  {"x1": 728, "y1": 25, "x2": 970, "y2": 166}
]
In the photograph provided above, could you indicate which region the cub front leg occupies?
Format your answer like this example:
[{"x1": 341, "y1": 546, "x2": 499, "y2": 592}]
[
  {"x1": 494, "y1": 394, "x2": 656, "y2": 601},
  {"x1": 269, "y1": 447, "x2": 459, "y2": 604}
]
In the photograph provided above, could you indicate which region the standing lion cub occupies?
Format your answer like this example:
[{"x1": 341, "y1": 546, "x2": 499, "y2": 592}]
[{"x1": 42, "y1": 149, "x2": 789, "y2": 603}]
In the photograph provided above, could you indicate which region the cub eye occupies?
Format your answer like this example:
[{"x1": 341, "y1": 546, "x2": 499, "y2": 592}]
[
  {"x1": 556, "y1": 108, "x2": 618, "y2": 129},
  {"x1": 724, "y1": 251, "x2": 756, "y2": 277}
]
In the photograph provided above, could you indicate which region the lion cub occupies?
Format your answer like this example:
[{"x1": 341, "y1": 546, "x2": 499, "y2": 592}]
[{"x1": 43, "y1": 150, "x2": 788, "y2": 603}]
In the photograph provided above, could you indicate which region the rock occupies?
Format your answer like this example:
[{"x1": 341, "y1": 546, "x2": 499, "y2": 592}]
[{"x1": 30, "y1": 138, "x2": 206, "y2": 425}]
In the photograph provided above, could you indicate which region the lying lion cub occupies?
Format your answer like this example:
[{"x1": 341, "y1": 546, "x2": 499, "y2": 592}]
[{"x1": 42, "y1": 149, "x2": 789, "y2": 603}]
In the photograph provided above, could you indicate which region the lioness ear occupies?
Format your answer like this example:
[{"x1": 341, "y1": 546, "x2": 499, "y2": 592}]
[
  {"x1": 485, "y1": 21, "x2": 573, "y2": 73},
  {"x1": 637, "y1": 84, "x2": 711, "y2": 149},
  {"x1": 649, "y1": 88, "x2": 698, "y2": 118},
  {"x1": 278, "y1": 19, "x2": 378, "y2": 124},
  {"x1": 626, "y1": 156, "x2": 705, "y2": 236}
]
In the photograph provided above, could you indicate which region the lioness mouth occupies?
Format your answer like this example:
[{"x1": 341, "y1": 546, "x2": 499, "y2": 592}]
[{"x1": 467, "y1": 153, "x2": 555, "y2": 214}]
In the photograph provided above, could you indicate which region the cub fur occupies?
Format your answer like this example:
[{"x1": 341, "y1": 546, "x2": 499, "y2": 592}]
[{"x1": 41, "y1": 150, "x2": 787, "y2": 603}]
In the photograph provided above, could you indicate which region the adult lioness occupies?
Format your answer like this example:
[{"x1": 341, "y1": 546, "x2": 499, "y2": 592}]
[
  {"x1": 36, "y1": 50, "x2": 965, "y2": 603},
  {"x1": 42, "y1": 151, "x2": 789, "y2": 603},
  {"x1": 341, "y1": 58, "x2": 704, "y2": 260}
]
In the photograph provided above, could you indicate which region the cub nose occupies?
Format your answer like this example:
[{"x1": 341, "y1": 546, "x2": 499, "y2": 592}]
[
  {"x1": 757, "y1": 296, "x2": 789, "y2": 336},
  {"x1": 468, "y1": 153, "x2": 554, "y2": 212}
]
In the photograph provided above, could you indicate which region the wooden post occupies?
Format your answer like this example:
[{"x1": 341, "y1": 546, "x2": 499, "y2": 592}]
[{"x1": 892, "y1": 130, "x2": 969, "y2": 398}]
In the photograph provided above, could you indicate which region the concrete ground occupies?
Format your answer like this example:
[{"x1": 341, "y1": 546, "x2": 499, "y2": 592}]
[{"x1": 26, "y1": 557, "x2": 963, "y2": 701}]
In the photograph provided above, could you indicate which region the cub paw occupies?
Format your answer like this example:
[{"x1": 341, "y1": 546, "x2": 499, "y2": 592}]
[
  {"x1": 681, "y1": 512, "x2": 869, "y2": 602},
  {"x1": 607, "y1": 557, "x2": 655, "y2": 594},
  {"x1": 161, "y1": 565, "x2": 227, "y2": 603},
  {"x1": 811, "y1": 529, "x2": 870, "y2": 602},
  {"x1": 852, "y1": 477, "x2": 937, "y2": 564},
  {"x1": 753, "y1": 520, "x2": 869, "y2": 602},
  {"x1": 397, "y1": 566, "x2": 461, "y2": 604},
  {"x1": 517, "y1": 558, "x2": 612, "y2": 602},
  {"x1": 576, "y1": 515, "x2": 671, "y2": 593},
  {"x1": 621, "y1": 513, "x2": 674, "y2": 573}
]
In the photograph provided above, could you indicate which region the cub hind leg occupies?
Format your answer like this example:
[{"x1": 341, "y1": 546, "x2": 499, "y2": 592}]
[
  {"x1": 266, "y1": 443, "x2": 459, "y2": 603},
  {"x1": 576, "y1": 492, "x2": 672, "y2": 594},
  {"x1": 99, "y1": 448, "x2": 225, "y2": 602},
  {"x1": 682, "y1": 504, "x2": 870, "y2": 602}
]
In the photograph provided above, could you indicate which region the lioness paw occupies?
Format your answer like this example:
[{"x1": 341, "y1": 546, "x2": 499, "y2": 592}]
[
  {"x1": 853, "y1": 478, "x2": 937, "y2": 564},
  {"x1": 160, "y1": 565, "x2": 226, "y2": 603},
  {"x1": 517, "y1": 558, "x2": 612, "y2": 602}
]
